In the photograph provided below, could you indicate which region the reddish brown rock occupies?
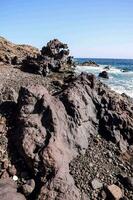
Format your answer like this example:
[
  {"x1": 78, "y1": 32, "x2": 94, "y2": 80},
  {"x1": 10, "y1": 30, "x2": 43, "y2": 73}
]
[
  {"x1": 14, "y1": 73, "x2": 133, "y2": 199},
  {"x1": 0, "y1": 36, "x2": 39, "y2": 65},
  {"x1": 107, "y1": 184, "x2": 123, "y2": 200},
  {"x1": 0, "y1": 179, "x2": 26, "y2": 200}
]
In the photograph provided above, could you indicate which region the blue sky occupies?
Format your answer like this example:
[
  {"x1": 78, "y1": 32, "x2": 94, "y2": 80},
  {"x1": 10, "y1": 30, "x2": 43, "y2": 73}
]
[{"x1": 0, "y1": 0, "x2": 133, "y2": 58}]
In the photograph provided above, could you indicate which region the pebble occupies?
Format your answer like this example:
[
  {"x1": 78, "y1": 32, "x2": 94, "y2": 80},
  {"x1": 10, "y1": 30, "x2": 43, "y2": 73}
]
[
  {"x1": 22, "y1": 179, "x2": 35, "y2": 196},
  {"x1": 91, "y1": 178, "x2": 103, "y2": 190},
  {"x1": 3, "y1": 159, "x2": 9, "y2": 169},
  {"x1": 107, "y1": 184, "x2": 123, "y2": 200},
  {"x1": 89, "y1": 162, "x2": 93, "y2": 167},
  {"x1": 13, "y1": 175, "x2": 18, "y2": 181}
]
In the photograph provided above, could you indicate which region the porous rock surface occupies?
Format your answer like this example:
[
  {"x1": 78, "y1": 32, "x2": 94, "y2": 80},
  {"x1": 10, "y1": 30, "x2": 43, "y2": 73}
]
[
  {"x1": 11, "y1": 73, "x2": 132, "y2": 199},
  {"x1": 22, "y1": 39, "x2": 74, "y2": 76},
  {"x1": 16, "y1": 75, "x2": 98, "y2": 199},
  {"x1": 0, "y1": 37, "x2": 133, "y2": 200}
]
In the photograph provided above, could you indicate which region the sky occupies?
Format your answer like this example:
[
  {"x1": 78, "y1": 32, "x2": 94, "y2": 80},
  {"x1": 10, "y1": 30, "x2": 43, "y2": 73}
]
[{"x1": 0, "y1": 0, "x2": 133, "y2": 58}]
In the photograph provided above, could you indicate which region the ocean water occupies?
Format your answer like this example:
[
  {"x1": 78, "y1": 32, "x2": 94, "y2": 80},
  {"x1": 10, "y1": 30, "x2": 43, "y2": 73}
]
[{"x1": 75, "y1": 58, "x2": 133, "y2": 98}]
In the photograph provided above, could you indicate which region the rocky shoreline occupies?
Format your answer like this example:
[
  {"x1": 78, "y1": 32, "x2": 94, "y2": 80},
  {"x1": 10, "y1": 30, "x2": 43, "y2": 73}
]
[{"x1": 0, "y1": 37, "x2": 133, "y2": 200}]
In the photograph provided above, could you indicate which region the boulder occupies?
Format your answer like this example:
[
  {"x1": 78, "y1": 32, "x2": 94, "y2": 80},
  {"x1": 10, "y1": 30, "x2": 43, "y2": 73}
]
[{"x1": 99, "y1": 71, "x2": 109, "y2": 79}]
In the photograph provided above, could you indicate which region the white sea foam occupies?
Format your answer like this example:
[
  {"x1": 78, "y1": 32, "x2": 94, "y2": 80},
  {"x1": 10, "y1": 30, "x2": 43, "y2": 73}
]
[{"x1": 75, "y1": 65, "x2": 133, "y2": 98}]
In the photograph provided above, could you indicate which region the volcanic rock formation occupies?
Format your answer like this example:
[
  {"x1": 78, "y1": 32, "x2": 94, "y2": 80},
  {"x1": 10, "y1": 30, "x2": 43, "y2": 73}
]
[
  {"x1": 0, "y1": 37, "x2": 133, "y2": 200},
  {"x1": 0, "y1": 36, "x2": 39, "y2": 65},
  {"x1": 2, "y1": 73, "x2": 131, "y2": 200},
  {"x1": 22, "y1": 39, "x2": 74, "y2": 76}
]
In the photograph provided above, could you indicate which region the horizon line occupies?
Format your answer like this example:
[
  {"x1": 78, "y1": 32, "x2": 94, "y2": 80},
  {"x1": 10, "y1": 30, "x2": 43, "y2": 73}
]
[{"x1": 74, "y1": 57, "x2": 133, "y2": 60}]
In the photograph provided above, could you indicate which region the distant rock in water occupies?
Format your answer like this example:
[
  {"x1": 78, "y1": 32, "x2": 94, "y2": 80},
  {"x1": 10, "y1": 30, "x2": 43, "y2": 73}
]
[
  {"x1": 104, "y1": 65, "x2": 110, "y2": 70},
  {"x1": 121, "y1": 67, "x2": 129, "y2": 72},
  {"x1": 99, "y1": 71, "x2": 109, "y2": 79},
  {"x1": 79, "y1": 60, "x2": 99, "y2": 67}
]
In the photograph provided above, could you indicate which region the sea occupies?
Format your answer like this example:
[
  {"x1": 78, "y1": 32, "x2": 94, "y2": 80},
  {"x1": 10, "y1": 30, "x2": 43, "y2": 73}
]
[{"x1": 75, "y1": 58, "x2": 133, "y2": 98}]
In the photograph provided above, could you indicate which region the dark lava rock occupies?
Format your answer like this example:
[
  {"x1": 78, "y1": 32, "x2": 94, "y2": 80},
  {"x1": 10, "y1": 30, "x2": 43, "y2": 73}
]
[
  {"x1": 22, "y1": 39, "x2": 73, "y2": 76},
  {"x1": 41, "y1": 39, "x2": 69, "y2": 59},
  {"x1": 99, "y1": 71, "x2": 109, "y2": 79},
  {"x1": 22, "y1": 55, "x2": 50, "y2": 76}
]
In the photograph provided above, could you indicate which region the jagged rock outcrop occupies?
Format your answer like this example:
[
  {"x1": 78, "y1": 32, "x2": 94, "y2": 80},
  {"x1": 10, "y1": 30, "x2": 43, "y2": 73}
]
[
  {"x1": 41, "y1": 39, "x2": 69, "y2": 60},
  {"x1": 0, "y1": 37, "x2": 133, "y2": 199},
  {"x1": 16, "y1": 81, "x2": 96, "y2": 199},
  {"x1": 12, "y1": 73, "x2": 133, "y2": 199},
  {"x1": 0, "y1": 36, "x2": 39, "y2": 65},
  {"x1": 22, "y1": 39, "x2": 74, "y2": 76}
]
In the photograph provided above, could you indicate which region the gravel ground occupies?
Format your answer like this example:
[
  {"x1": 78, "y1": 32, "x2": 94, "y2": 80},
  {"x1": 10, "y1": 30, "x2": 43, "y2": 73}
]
[
  {"x1": 0, "y1": 63, "x2": 74, "y2": 95},
  {"x1": 70, "y1": 133, "x2": 133, "y2": 200}
]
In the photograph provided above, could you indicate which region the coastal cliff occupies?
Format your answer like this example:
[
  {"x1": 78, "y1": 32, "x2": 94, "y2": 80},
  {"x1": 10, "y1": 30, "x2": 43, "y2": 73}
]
[{"x1": 0, "y1": 37, "x2": 133, "y2": 200}]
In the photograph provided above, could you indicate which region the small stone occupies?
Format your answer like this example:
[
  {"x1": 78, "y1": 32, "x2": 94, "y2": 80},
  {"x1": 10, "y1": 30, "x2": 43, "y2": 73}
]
[
  {"x1": 119, "y1": 138, "x2": 128, "y2": 153},
  {"x1": 107, "y1": 184, "x2": 123, "y2": 200},
  {"x1": 3, "y1": 159, "x2": 9, "y2": 169},
  {"x1": 100, "y1": 190, "x2": 107, "y2": 199},
  {"x1": 108, "y1": 151, "x2": 113, "y2": 158},
  {"x1": 89, "y1": 163, "x2": 93, "y2": 167},
  {"x1": 13, "y1": 175, "x2": 18, "y2": 181},
  {"x1": 91, "y1": 178, "x2": 103, "y2": 190},
  {"x1": 22, "y1": 179, "x2": 35, "y2": 196}
]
